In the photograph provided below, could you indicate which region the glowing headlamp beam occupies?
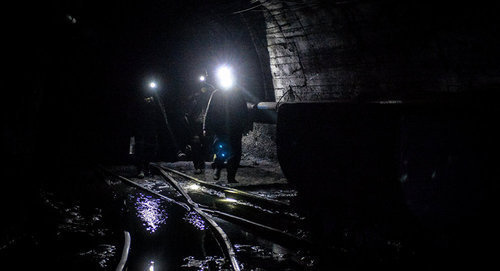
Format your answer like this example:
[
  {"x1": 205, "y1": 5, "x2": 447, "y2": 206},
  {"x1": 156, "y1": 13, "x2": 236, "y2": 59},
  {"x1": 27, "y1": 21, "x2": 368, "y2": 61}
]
[{"x1": 216, "y1": 66, "x2": 234, "y2": 89}]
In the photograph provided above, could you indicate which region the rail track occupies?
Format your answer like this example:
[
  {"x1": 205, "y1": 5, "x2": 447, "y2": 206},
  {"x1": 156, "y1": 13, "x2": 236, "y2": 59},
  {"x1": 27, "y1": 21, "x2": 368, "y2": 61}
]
[
  {"x1": 101, "y1": 164, "x2": 312, "y2": 270},
  {"x1": 152, "y1": 164, "x2": 312, "y2": 246},
  {"x1": 99, "y1": 164, "x2": 315, "y2": 271}
]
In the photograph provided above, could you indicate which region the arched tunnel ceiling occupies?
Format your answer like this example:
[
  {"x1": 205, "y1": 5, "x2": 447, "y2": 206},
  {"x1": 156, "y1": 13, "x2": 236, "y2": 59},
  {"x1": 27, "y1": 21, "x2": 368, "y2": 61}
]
[
  {"x1": 5, "y1": 0, "x2": 500, "y2": 163},
  {"x1": 9, "y1": 0, "x2": 500, "y2": 109}
]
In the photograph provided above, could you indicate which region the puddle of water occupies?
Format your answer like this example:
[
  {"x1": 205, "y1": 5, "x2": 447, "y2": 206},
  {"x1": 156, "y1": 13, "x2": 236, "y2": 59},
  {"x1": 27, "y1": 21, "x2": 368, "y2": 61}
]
[
  {"x1": 117, "y1": 182, "x2": 227, "y2": 270},
  {"x1": 25, "y1": 189, "x2": 122, "y2": 270},
  {"x1": 253, "y1": 189, "x2": 299, "y2": 200},
  {"x1": 213, "y1": 217, "x2": 317, "y2": 270},
  {"x1": 105, "y1": 170, "x2": 318, "y2": 270},
  {"x1": 183, "y1": 212, "x2": 207, "y2": 231},
  {"x1": 182, "y1": 255, "x2": 226, "y2": 270},
  {"x1": 78, "y1": 244, "x2": 117, "y2": 269},
  {"x1": 179, "y1": 180, "x2": 226, "y2": 198},
  {"x1": 132, "y1": 193, "x2": 168, "y2": 233}
]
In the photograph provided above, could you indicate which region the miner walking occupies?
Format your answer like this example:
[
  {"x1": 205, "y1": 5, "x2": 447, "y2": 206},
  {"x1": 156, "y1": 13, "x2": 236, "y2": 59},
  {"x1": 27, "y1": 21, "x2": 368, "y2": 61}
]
[
  {"x1": 183, "y1": 86, "x2": 212, "y2": 174},
  {"x1": 203, "y1": 86, "x2": 248, "y2": 183}
]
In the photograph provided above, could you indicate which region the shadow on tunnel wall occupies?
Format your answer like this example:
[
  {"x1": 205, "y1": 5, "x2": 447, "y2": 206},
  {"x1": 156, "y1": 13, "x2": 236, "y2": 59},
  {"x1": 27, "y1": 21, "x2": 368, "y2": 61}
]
[{"x1": 240, "y1": 9, "x2": 275, "y2": 102}]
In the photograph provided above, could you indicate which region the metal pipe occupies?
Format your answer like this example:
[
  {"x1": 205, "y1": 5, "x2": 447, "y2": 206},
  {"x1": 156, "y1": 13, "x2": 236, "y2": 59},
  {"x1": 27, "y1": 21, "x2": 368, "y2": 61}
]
[
  {"x1": 115, "y1": 231, "x2": 131, "y2": 271},
  {"x1": 255, "y1": 102, "x2": 277, "y2": 110},
  {"x1": 250, "y1": 102, "x2": 278, "y2": 124}
]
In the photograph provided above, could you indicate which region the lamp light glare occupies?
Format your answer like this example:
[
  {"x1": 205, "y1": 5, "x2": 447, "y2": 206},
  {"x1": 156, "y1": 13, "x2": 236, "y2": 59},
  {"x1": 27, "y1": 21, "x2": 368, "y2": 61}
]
[
  {"x1": 187, "y1": 184, "x2": 201, "y2": 191},
  {"x1": 199, "y1": 76, "x2": 205, "y2": 82},
  {"x1": 149, "y1": 82, "x2": 157, "y2": 89},
  {"x1": 216, "y1": 66, "x2": 234, "y2": 89}
]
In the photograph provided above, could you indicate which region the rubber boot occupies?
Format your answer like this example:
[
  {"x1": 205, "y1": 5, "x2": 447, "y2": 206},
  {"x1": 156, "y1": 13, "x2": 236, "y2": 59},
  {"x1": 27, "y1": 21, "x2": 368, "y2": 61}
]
[
  {"x1": 227, "y1": 168, "x2": 237, "y2": 183},
  {"x1": 213, "y1": 168, "x2": 221, "y2": 180}
]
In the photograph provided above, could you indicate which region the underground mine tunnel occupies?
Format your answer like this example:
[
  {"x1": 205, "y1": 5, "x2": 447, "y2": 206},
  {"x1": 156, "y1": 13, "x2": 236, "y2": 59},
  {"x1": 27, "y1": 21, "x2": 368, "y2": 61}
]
[{"x1": 2, "y1": 0, "x2": 498, "y2": 270}]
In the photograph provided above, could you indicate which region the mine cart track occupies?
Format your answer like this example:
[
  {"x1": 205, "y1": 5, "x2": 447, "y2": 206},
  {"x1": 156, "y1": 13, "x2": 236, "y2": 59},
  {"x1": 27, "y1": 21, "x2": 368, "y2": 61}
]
[
  {"x1": 156, "y1": 164, "x2": 290, "y2": 208},
  {"x1": 151, "y1": 164, "x2": 311, "y2": 247},
  {"x1": 151, "y1": 164, "x2": 312, "y2": 248},
  {"x1": 99, "y1": 164, "x2": 314, "y2": 271},
  {"x1": 98, "y1": 166, "x2": 241, "y2": 271}
]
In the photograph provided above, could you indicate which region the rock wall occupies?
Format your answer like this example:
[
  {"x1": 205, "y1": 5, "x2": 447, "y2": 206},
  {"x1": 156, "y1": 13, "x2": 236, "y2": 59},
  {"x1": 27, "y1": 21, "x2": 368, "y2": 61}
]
[
  {"x1": 242, "y1": 123, "x2": 277, "y2": 162},
  {"x1": 248, "y1": 0, "x2": 500, "y2": 102},
  {"x1": 242, "y1": 0, "x2": 500, "y2": 161}
]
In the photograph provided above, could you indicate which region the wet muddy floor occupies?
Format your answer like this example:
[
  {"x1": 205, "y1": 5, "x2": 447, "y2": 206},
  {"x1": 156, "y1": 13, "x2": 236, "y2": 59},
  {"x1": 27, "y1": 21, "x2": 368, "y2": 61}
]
[
  {"x1": 0, "y1": 161, "x2": 318, "y2": 270},
  {"x1": 2, "y1": 160, "x2": 474, "y2": 270}
]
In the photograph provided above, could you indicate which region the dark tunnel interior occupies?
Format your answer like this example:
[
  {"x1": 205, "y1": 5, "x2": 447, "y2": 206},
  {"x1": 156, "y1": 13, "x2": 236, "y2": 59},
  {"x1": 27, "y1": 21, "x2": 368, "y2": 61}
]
[
  {"x1": 5, "y1": 0, "x2": 267, "y2": 165},
  {"x1": 2, "y1": 0, "x2": 499, "y2": 270}
]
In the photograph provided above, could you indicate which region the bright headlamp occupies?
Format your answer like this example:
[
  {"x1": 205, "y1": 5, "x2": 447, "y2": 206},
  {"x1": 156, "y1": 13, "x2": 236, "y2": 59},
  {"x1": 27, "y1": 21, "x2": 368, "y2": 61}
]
[{"x1": 216, "y1": 65, "x2": 234, "y2": 90}]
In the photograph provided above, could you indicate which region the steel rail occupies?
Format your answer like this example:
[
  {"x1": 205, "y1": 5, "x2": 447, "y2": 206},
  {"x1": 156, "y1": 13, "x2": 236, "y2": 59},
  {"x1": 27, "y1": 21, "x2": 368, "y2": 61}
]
[
  {"x1": 151, "y1": 164, "x2": 241, "y2": 271},
  {"x1": 155, "y1": 163, "x2": 308, "y2": 230},
  {"x1": 99, "y1": 166, "x2": 239, "y2": 270},
  {"x1": 200, "y1": 208, "x2": 312, "y2": 247},
  {"x1": 151, "y1": 164, "x2": 312, "y2": 249},
  {"x1": 156, "y1": 163, "x2": 290, "y2": 208},
  {"x1": 98, "y1": 166, "x2": 190, "y2": 210}
]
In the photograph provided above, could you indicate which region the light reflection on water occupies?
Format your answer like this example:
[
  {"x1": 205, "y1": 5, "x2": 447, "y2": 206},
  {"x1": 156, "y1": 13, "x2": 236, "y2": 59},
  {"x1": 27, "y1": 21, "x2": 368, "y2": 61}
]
[
  {"x1": 134, "y1": 193, "x2": 168, "y2": 233},
  {"x1": 78, "y1": 244, "x2": 117, "y2": 269},
  {"x1": 182, "y1": 256, "x2": 225, "y2": 270},
  {"x1": 184, "y1": 211, "x2": 206, "y2": 231}
]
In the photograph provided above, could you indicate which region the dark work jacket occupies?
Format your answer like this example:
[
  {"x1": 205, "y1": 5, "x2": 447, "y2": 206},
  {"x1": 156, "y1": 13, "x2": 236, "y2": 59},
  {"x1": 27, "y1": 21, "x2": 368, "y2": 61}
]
[
  {"x1": 203, "y1": 89, "x2": 248, "y2": 137},
  {"x1": 185, "y1": 90, "x2": 211, "y2": 126},
  {"x1": 134, "y1": 97, "x2": 162, "y2": 139}
]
